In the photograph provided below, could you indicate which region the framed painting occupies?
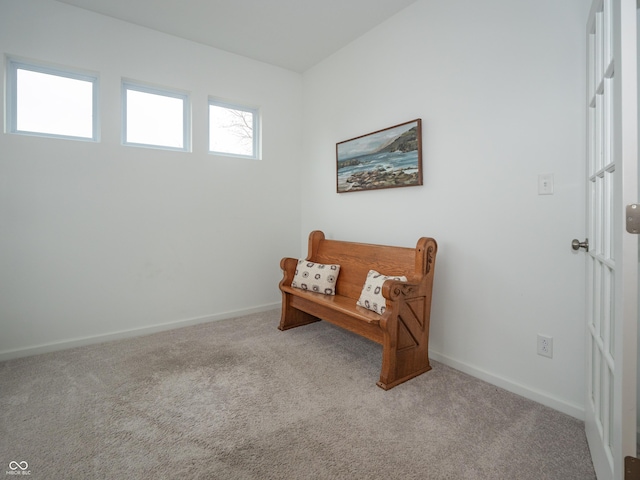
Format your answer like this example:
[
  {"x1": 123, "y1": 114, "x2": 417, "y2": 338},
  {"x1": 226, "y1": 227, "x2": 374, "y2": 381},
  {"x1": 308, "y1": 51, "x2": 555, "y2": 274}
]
[{"x1": 336, "y1": 119, "x2": 422, "y2": 193}]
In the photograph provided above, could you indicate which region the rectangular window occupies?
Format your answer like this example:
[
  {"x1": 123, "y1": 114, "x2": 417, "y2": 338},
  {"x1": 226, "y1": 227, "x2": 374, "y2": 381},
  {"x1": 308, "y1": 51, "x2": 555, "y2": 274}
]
[
  {"x1": 7, "y1": 57, "x2": 98, "y2": 141},
  {"x1": 209, "y1": 99, "x2": 260, "y2": 159},
  {"x1": 123, "y1": 81, "x2": 190, "y2": 151}
]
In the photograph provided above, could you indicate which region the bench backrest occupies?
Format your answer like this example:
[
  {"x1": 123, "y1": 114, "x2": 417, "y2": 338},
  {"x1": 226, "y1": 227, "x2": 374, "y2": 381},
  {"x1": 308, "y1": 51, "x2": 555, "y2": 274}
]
[{"x1": 306, "y1": 231, "x2": 432, "y2": 301}]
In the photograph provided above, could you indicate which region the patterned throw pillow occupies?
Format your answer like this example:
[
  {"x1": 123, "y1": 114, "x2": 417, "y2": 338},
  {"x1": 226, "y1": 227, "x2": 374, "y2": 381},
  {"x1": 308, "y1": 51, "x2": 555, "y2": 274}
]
[
  {"x1": 357, "y1": 269, "x2": 407, "y2": 314},
  {"x1": 291, "y1": 259, "x2": 341, "y2": 295}
]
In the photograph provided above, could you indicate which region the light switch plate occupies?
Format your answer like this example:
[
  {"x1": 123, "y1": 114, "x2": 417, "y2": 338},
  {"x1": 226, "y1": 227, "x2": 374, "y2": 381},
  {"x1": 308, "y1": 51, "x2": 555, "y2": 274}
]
[{"x1": 538, "y1": 174, "x2": 554, "y2": 195}]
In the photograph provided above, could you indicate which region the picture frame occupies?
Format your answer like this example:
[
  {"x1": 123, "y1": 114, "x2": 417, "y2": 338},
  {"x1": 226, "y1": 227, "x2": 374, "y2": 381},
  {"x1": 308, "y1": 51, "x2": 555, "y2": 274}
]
[{"x1": 336, "y1": 119, "x2": 422, "y2": 193}]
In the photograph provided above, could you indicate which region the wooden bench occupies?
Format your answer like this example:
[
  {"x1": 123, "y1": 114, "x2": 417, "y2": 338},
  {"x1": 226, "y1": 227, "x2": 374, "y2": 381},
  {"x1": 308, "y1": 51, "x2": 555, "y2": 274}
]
[{"x1": 278, "y1": 231, "x2": 437, "y2": 390}]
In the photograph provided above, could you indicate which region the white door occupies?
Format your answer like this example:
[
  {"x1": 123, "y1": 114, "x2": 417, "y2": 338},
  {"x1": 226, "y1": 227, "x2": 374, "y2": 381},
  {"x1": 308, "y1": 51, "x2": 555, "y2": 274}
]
[{"x1": 583, "y1": 1, "x2": 638, "y2": 479}]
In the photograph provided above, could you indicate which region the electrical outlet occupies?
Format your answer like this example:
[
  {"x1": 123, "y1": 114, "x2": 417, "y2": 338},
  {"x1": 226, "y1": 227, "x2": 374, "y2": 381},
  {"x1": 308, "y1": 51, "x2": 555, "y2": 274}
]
[{"x1": 537, "y1": 334, "x2": 553, "y2": 358}]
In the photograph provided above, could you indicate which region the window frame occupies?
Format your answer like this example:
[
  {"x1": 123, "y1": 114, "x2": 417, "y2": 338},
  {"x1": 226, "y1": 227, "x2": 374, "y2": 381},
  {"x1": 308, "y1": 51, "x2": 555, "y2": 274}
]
[
  {"x1": 122, "y1": 80, "x2": 191, "y2": 152},
  {"x1": 6, "y1": 56, "x2": 99, "y2": 142},
  {"x1": 208, "y1": 98, "x2": 261, "y2": 160}
]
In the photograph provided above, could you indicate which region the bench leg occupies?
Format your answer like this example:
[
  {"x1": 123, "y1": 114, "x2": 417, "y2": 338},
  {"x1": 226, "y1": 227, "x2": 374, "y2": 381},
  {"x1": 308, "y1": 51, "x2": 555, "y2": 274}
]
[
  {"x1": 377, "y1": 299, "x2": 432, "y2": 390},
  {"x1": 278, "y1": 293, "x2": 321, "y2": 331},
  {"x1": 377, "y1": 361, "x2": 432, "y2": 390}
]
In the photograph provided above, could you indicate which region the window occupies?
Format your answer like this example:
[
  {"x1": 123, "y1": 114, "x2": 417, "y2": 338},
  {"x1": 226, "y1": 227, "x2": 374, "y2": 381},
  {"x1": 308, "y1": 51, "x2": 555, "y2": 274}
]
[
  {"x1": 209, "y1": 99, "x2": 260, "y2": 159},
  {"x1": 7, "y1": 57, "x2": 98, "y2": 141},
  {"x1": 123, "y1": 81, "x2": 190, "y2": 151}
]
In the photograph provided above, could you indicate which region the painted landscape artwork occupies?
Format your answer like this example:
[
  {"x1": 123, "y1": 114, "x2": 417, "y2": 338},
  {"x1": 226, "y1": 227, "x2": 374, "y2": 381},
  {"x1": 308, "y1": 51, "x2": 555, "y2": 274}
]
[{"x1": 336, "y1": 119, "x2": 422, "y2": 193}]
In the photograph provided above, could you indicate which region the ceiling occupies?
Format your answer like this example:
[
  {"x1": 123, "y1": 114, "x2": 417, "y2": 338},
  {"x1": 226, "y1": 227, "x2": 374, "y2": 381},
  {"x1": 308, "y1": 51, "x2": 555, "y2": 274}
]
[{"x1": 56, "y1": 0, "x2": 419, "y2": 72}]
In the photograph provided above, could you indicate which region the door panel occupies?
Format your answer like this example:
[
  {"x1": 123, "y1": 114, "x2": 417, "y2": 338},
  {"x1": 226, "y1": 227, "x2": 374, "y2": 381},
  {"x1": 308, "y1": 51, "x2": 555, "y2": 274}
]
[{"x1": 584, "y1": 1, "x2": 638, "y2": 479}]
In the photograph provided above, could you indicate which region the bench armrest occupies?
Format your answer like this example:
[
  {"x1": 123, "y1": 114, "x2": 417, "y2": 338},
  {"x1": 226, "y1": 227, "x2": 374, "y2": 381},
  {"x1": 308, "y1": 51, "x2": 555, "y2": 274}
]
[
  {"x1": 381, "y1": 278, "x2": 425, "y2": 302},
  {"x1": 279, "y1": 257, "x2": 299, "y2": 288}
]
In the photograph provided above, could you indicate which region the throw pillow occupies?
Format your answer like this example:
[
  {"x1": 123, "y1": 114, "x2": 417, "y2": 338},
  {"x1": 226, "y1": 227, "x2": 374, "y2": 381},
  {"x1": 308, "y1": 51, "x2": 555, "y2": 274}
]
[
  {"x1": 291, "y1": 259, "x2": 341, "y2": 295},
  {"x1": 357, "y1": 269, "x2": 407, "y2": 314}
]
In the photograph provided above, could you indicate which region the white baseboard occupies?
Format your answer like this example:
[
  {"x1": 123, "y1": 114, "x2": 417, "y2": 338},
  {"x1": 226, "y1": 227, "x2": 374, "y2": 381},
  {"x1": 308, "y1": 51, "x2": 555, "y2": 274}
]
[
  {"x1": 0, "y1": 303, "x2": 280, "y2": 362},
  {"x1": 429, "y1": 350, "x2": 585, "y2": 421}
]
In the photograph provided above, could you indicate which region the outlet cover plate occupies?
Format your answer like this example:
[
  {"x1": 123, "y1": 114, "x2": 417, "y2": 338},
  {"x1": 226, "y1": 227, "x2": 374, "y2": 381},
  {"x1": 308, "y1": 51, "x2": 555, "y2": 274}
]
[{"x1": 537, "y1": 334, "x2": 553, "y2": 358}]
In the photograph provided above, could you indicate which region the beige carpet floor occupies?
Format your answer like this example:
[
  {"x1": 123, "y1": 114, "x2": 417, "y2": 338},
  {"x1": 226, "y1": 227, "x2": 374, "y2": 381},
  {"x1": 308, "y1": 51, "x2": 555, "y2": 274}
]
[{"x1": 0, "y1": 309, "x2": 595, "y2": 479}]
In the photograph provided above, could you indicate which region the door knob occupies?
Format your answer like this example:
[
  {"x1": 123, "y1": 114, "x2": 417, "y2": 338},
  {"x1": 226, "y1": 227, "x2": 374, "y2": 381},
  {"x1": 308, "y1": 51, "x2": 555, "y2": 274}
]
[{"x1": 571, "y1": 238, "x2": 589, "y2": 252}]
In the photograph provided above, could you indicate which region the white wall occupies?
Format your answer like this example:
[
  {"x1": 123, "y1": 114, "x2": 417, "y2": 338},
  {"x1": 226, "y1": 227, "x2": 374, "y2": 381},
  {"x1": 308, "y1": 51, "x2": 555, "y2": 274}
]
[
  {"x1": 302, "y1": 0, "x2": 590, "y2": 417},
  {"x1": 0, "y1": 0, "x2": 303, "y2": 359}
]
